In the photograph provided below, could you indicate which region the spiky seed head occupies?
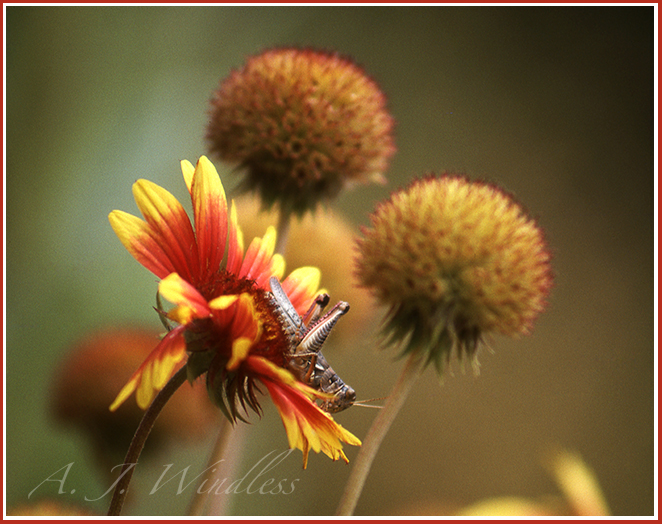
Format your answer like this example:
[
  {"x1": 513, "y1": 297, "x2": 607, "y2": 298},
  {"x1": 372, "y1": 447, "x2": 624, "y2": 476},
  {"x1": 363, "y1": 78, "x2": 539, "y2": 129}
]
[
  {"x1": 206, "y1": 47, "x2": 396, "y2": 217},
  {"x1": 355, "y1": 174, "x2": 553, "y2": 374}
]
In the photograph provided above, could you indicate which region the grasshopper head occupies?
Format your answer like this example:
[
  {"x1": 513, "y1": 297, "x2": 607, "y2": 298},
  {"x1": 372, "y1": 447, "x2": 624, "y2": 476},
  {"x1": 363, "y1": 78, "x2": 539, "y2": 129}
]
[{"x1": 320, "y1": 385, "x2": 356, "y2": 414}]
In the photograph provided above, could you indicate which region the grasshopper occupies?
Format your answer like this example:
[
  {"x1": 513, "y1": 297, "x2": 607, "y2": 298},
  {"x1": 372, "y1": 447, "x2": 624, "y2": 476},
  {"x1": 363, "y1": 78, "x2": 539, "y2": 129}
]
[{"x1": 268, "y1": 277, "x2": 356, "y2": 413}]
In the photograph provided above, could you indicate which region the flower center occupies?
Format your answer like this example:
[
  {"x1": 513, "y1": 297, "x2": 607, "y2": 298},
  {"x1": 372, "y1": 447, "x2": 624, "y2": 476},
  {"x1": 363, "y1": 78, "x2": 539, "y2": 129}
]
[{"x1": 193, "y1": 271, "x2": 294, "y2": 368}]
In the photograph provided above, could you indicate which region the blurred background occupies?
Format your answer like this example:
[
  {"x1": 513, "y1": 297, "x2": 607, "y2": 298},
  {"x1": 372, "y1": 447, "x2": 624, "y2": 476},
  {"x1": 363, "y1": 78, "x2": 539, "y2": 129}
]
[{"x1": 5, "y1": 6, "x2": 654, "y2": 516}]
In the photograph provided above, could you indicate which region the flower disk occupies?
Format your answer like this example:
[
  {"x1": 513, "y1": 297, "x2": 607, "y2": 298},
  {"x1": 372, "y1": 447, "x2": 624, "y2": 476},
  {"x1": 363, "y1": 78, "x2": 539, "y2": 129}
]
[
  {"x1": 355, "y1": 174, "x2": 553, "y2": 373},
  {"x1": 206, "y1": 47, "x2": 396, "y2": 216}
]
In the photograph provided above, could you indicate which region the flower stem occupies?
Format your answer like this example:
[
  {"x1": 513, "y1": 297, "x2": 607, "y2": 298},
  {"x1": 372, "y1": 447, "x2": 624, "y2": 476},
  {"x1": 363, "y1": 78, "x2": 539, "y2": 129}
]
[
  {"x1": 207, "y1": 423, "x2": 248, "y2": 515},
  {"x1": 106, "y1": 365, "x2": 188, "y2": 516},
  {"x1": 275, "y1": 209, "x2": 291, "y2": 256},
  {"x1": 335, "y1": 352, "x2": 426, "y2": 516},
  {"x1": 187, "y1": 416, "x2": 234, "y2": 516}
]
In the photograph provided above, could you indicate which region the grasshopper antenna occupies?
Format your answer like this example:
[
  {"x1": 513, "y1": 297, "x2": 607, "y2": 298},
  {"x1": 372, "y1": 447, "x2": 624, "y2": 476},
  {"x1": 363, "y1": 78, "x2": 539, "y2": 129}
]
[{"x1": 352, "y1": 397, "x2": 387, "y2": 409}]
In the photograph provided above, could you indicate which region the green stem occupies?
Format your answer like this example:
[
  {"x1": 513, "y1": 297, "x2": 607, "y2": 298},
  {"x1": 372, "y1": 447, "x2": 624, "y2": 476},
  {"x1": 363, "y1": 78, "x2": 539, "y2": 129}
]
[
  {"x1": 106, "y1": 365, "x2": 188, "y2": 516},
  {"x1": 335, "y1": 352, "x2": 426, "y2": 516}
]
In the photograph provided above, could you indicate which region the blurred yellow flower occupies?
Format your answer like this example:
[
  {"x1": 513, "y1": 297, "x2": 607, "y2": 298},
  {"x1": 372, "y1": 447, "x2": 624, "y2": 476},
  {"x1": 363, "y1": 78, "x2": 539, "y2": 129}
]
[
  {"x1": 459, "y1": 449, "x2": 610, "y2": 516},
  {"x1": 395, "y1": 448, "x2": 609, "y2": 517}
]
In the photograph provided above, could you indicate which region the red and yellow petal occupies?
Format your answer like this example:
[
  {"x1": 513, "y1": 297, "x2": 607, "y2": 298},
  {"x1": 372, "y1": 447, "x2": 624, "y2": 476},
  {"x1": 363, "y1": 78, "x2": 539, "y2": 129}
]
[
  {"x1": 226, "y1": 201, "x2": 245, "y2": 275},
  {"x1": 226, "y1": 293, "x2": 262, "y2": 348},
  {"x1": 281, "y1": 267, "x2": 322, "y2": 316},
  {"x1": 159, "y1": 273, "x2": 211, "y2": 323},
  {"x1": 132, "y1": 179, "x2": 199, "y2": 283},
  {"x1": 248, "y1": 356, "x2": 361, "y2": 468},
  {"x1": 109, "y1": 326, "x2": 188, "y2": 411},
  {"x1": 209, "y1": 292, "x2": 262, "y2": 371},
  {"x1": 109, "y1": 210, "x2": 176, "y2": 279},
  {"x1": 208, "y1": 294, "x2": 240, "y2": 310},
  {"x1": 180, "y1": 159, "x2": 195, "y2": 193},
  {"x1": 191, "y1": 156, "x2": 228, "y2": 281},
  {"x1": 227, "y1": 337, "x2": 255, "y2": 371},
  {"x1": 240, "y1": 226, "x2": 284, "y2": 286},
  {"x1": 264, "y1": 253, "x2": 286, "y2": 288}
]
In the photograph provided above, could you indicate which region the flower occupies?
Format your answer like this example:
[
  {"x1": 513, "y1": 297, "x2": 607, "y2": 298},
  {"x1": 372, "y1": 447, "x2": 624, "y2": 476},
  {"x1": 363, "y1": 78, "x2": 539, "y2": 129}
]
[
  {"x1": 457, "y1": 449, "x2": 609, "y2": 516},
  {"x1": 394, "y1": 449, "x2": 608, "y2": 516},
  {"x1": 108, "y1": 156, "x2": 360, "y2": 467},
  {"x1": 355, "y1": 174, "x2": 553, "y2": 375},
  {"x1": 544, "y1": 448, "x2": 610, "y2": 516},
  {"x1": 206, "y1": 47, "x2": 396, "y2": 216}
]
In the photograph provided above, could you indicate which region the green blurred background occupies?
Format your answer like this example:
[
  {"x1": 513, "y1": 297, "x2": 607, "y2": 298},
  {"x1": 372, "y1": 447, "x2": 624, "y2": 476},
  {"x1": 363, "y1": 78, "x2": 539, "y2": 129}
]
[{"x1": 6, "y1": 6, "x2": 654, "y2": 516}]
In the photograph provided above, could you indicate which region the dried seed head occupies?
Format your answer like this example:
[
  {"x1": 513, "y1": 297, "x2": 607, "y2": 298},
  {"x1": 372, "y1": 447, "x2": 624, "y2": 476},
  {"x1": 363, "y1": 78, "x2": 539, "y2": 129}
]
[
  {"x1": 355, "y1": 174, "x2": 553, "y2": 374},
  {"x1": 206, "y1": 47, "x2": 396, "y2": 216}
]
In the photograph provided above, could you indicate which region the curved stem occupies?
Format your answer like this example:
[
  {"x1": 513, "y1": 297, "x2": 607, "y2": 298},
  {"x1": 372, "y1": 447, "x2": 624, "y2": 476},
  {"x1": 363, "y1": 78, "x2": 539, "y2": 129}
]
[
  {"x1": 335, "y1": 352, "x2": 425, "y2": 516},
  {"x1": 107, "y1": 365, "x2": 188, "y2": 516}
]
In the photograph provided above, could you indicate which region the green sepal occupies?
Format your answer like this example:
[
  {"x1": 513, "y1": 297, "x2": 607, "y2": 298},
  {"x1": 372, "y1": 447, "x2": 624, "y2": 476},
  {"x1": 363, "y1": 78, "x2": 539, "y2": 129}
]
[{"x1": 186, "y1": 351, "x2": 213, "y2": 383}]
